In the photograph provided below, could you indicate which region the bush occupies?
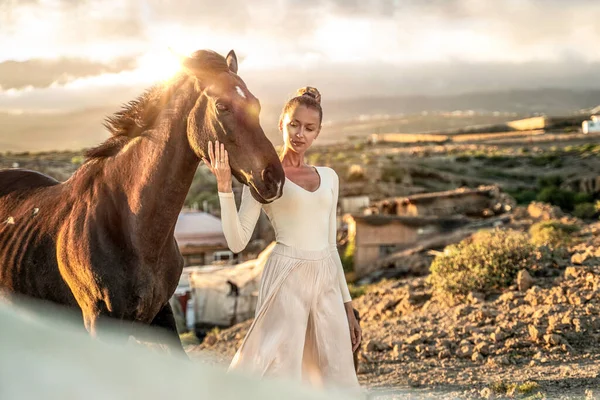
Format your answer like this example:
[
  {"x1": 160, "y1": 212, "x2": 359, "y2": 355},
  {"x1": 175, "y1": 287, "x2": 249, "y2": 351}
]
[
  {"x1": 507, "y1": 189, "x2": 538, "y2": 205},
  {"x1": 529, "y1": 220, "x2": 579, "y2": 249},
  {"x1": 573, "y1": 203, "x2": 598, "y2": 219},
  {"x1": 573, "y1": 192, "x2": 593, "y2": 205},
  {"x1": 428, "y1": 229, "x2": 536, "y2": 296},
  {"x1": 348, "y1": 283, "x2": 366, "y2": 299},
  {"x1": 455, "y1": 155, "x2": 470, "y2": 163},
  {"x1": 341, "y1": 240, "x2": 355, "y2": 272},
  {"x1": 536, "y1": 187, "x2": 576, "y2": 211},
  {"x1": 347, "y1": 164, "x2": 366, "y2": 182},
  {"x1": 537, "y1": 175, "x2": 563, "y2": 188},
  {"x1": 381, "y1": 167, "x2": 404, "y2": 183}
]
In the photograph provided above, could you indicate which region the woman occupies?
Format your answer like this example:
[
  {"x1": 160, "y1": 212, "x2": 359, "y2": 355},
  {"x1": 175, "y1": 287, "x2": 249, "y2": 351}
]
[{"x1": 204, "y1": 87, "x2": 362, "y2": 392}]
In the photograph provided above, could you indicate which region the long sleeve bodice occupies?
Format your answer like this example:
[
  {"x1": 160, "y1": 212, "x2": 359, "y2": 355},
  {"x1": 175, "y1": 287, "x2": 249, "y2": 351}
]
[{"x1": 218, "y1": 166, "x2": 352, "y2": 303}]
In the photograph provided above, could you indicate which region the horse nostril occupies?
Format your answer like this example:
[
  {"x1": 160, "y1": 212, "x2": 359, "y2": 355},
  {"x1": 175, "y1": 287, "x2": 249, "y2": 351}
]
[
  {"x1": 262, "y1": 165, "x2": 275, "y2": 182},
  {"x1": 261, "y1": 165, "x2": 281, "y2": 194}
]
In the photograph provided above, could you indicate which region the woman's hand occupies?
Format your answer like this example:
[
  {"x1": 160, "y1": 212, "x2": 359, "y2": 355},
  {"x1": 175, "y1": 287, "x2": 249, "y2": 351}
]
[
  {"x1": 345, "y1": 303, "x2": 362, "y2": 352},
  {"x1": 203, "y1": 140, "x2": 232, "y2": 193}
]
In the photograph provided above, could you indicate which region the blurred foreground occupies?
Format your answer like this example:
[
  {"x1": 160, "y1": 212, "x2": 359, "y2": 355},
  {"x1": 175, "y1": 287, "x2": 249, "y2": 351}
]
[{"x1": 0, "y1": 296, "x2": 364, "y2": 400}]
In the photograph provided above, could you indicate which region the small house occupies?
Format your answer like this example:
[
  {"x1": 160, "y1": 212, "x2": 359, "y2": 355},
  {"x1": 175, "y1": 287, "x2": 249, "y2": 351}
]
[
  {"x1": 582, "y1": 115, "x2": 600, "y2": 134},
  {"x1": 343, "y1": 214, "x2": 470, "y2": 278},
  {"x1": 174, "y1": 211, "x2": 232, "y2": 266}
]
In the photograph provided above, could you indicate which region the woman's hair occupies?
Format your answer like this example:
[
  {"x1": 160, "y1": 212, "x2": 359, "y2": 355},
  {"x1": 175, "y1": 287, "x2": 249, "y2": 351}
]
[{"x1": 279, "y1": 86, "x2": 323, "y2": 127}]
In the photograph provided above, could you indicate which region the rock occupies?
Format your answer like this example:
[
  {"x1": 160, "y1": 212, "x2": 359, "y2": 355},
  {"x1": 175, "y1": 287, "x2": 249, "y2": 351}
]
[
  {"x1": 456, "y1": 345, "x2": 473, "y2": 359},
  {"x1": 498, "y1": 292, "x2": 516, "y2": 304},
  {"x1": 497, "y1": 355, "x2": 511, "y2": 365},
  {"x1": 544, "y1": 334, "x2": 568, "y2": 347},
  {"x1": 565, "y1": 266, "x2": 582, "y2": 279},
  {"x1": 572, "y1": 253, "x2": 588, "y2": 265},
  {"x1": 376, "y1": 298, "x2": 401, "y2": 313},
  {"x1": 391, "y1": 344, "x2": 401, "y2": 359},
  {"x1": 490, "y1": 331, "x2": 506, "y2": 343},
  {"x1": 366, "y1": 339, "x2": 390, "y2": 352},
  {"x1": 528, "y1": 325, "x2": 543, "y2": 342},
  {"x1": 471, "y1": 351, "x2": 484, "y2": 363},
  {"x1": 474, "y1": 342, "x2": 491, "y2": 356},
  {"x1": 467, "y1": 291, "x2": 486, "y2": 304},
  {"x1": 204, "y1": 335, "x2": 217, "y2": 346},
  {"x1": 405, "y1": 333, "x2": 424, "y2": 345},
  {"x1": 517, "y1": 270, "x2": 535, "y2": 292},
  {"x1": 438, "y1": 349, "x2": 451, "y2": 359},
  {"x1": 480, "y1": 387, "x2": 492, "y2": 399}
]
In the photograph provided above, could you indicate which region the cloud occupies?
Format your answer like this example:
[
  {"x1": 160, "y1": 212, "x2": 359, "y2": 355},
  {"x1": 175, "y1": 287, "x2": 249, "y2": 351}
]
[
  {"x1": 0, "y1": 58, "x2": 139, "y2": 90},
  {"x1": 1, "y1": 0, "x2": 599, "y2": 113}
]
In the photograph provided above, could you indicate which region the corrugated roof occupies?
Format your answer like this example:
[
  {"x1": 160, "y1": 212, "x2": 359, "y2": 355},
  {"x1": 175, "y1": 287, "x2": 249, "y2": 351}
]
[
  {"x1": 174, "y1": 211, "x2": 227, "y2": 247},
  {"x1": 348, "y1": 214, "x2": 471, "y2": 230}
]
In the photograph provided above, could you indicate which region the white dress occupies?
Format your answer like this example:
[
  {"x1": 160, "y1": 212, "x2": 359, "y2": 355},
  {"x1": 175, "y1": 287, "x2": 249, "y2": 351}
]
[{"x1": 218, "y1": 166, "x2": 360, "y2": 392}]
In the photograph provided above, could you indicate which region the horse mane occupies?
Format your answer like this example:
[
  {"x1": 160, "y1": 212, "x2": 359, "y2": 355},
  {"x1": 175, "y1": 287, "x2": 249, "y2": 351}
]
[{"x1": 85, "y1": 50, "x2": 230, "y2": 160}]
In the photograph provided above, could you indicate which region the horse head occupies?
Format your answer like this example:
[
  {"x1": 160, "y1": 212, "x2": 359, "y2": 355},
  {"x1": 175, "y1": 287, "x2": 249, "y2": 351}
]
[{"x1": 180, "y1": 49, "x2": 284, "y2": 204}]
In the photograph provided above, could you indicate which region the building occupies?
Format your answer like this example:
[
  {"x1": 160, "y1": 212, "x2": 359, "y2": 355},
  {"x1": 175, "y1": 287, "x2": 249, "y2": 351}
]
[
  {"x1": 372, "y1": 185, "x2": 512, "y2": 218},
  {"x1": 174, "y1": 211, "x2": 231, "y2": 266},
  {"x1": 343, "y1": 214, "x2": 470, "y2": 278},
  {"x1": 582, "y1": 115, "x2": 600, "y2": 134},
  {"x1": 340, "y1": 195, "x2": 370, "y2": 214}
]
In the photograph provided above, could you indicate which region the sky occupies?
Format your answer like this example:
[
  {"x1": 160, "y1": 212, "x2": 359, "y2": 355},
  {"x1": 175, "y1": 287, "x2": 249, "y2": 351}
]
[{"x1": 1, "y1": 0, "x2": 599, "y2": 115}]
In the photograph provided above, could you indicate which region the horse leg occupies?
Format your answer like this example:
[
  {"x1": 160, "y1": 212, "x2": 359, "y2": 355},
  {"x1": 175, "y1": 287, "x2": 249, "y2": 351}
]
[
  {"x1": 82, "y1": 301, "x2": 130, "y2": 344},
  {"x1": 134, "y1": 302, "x2": 187, "y2": 358}
]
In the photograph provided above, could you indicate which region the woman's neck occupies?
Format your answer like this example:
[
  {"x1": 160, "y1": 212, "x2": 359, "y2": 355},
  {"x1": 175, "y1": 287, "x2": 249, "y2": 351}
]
[{"x1": 280, "y1": 148, "x2": 306, "y2": 168}]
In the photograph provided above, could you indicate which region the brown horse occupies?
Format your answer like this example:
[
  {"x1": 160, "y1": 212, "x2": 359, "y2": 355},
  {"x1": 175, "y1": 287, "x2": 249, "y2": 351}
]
[{"x1": 0, "y1": 49, "x2": 284, "y2": 354}]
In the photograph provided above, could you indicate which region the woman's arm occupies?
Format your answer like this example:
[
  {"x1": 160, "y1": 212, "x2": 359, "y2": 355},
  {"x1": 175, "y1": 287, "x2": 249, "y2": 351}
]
[
  {"x1": 218, "y1": 185, "x2": 262, "y2": 253},
  {"x1": 328, "y1": 169, "x2": 352, "y2": 303}
]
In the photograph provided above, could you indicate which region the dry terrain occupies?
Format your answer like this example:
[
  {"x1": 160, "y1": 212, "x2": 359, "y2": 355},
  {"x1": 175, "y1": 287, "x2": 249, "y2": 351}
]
[{"x1": 189, "y1": 211, "x2": 600, "y2": 399}]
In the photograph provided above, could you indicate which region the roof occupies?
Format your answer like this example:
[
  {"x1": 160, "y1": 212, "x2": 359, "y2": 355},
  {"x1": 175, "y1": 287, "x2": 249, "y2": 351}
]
[
  {"x1": 385, "y1": 186, "x2": 497, "y2": 206},
  {"x1": 174, "y1": 211, "x2": 227, "y2": 247},
  {"x1": 346, "y1": 214, "x2": 471, "y2": 230}
]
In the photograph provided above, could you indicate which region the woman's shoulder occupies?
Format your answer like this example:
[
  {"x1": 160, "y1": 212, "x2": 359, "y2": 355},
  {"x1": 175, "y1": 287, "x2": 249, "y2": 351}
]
[
  {"x1": 315, "y1": 165, "x2": 338, "y2": 177},
  {"x1": 315, "y1": 166, "x2": 339, "y2": 185}
]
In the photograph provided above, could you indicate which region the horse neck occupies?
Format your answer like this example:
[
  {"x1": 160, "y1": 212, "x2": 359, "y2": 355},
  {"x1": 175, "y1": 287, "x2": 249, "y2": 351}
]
[{"x1": 105, "y1": 80, "x2": 202, "y2": 262}]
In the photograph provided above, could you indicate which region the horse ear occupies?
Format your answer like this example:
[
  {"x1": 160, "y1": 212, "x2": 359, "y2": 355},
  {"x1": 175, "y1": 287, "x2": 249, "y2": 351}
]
[{"x1": 226, "y1": 50, "x2": 238, "y2": 74}]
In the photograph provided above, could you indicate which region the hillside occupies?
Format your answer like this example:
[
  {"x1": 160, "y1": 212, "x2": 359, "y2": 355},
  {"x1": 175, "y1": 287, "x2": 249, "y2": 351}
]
[{"x1": 1, "y1": 88, "x2": 599, "y2": 152}]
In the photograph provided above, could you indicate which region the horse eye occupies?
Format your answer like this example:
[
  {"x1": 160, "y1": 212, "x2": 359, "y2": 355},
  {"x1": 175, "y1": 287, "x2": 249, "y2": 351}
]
[{"x1": 216, "y1": 103, "x2": 229, "y2": 112}]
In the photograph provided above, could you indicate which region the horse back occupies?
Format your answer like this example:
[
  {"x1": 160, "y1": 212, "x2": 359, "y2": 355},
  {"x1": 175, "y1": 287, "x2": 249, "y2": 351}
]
[{"x1": 0, "y1": 169, "x2": 60, "y2": 198}]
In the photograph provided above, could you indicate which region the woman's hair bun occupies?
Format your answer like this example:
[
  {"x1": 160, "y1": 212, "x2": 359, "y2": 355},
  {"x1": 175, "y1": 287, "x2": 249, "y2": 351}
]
[{"x1": 296, "y1": 86, "x2": 321, "y2": 105}]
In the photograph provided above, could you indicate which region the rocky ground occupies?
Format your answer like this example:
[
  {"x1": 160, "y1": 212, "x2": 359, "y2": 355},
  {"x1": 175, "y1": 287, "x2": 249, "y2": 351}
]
[{"x1": 188, "y1": 209, "x2": 600, "y2": 399}]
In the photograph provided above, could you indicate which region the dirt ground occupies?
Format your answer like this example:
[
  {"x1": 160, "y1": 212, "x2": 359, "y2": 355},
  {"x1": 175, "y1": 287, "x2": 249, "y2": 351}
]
[{"x1": 188, "y1": 219, "x2": 600, "y2": 399}]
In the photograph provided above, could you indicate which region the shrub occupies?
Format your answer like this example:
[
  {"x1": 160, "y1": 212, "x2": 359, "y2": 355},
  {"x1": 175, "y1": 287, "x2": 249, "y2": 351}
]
[
  {"x1": 381, "y1": 167, "x2": 404, "y2": 183},
  {"x1": 71, "y1": 156, "x2": 84, "y2": 165},
  {"x1": 341, "y1": 240, "x2": 355, "y2": 272},
  {"x1": 455, "y1": 155, "x2": 470, "y2": 163},
  {"x1": 536, "y1": 187, "x2": 576, "y2": 211},
  {"x1": 348, "y1": 283, "x2": 366, "y2": 299},
  {"x1": 573, "y1": 192, "x2": 594, "y2": 205},
  {"x1": 347, "y1": 164, "x2": 366, "y2": 182},
  {"x1": 573, "y1": 203, "x2": 598, "y2": 219},
  {"x1": 427, "y1": 229, "x2": 536, "y2": 296},
  {"x1": 507, "y1": 189, "x2": 538, "y2": 205},
  {"x1": 529, "y1": 220, "x2": 579, "y2": 249},
  {"x1": 529, "y1": 154, "x2": 563, "y2": 168},
  {"x1": 537, "y1": 175, "x2": 563, "y2": 188}
]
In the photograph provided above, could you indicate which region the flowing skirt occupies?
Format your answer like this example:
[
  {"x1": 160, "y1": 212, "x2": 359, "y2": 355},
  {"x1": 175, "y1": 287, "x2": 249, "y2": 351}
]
[{"x1": 228, "y1": 243, "x2": 361, "y2": 392}]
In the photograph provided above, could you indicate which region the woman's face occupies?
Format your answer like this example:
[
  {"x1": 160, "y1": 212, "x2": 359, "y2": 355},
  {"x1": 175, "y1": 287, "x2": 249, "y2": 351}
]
[{"x1": 280, "y1": 105, "x2": 321, "y2": 154}]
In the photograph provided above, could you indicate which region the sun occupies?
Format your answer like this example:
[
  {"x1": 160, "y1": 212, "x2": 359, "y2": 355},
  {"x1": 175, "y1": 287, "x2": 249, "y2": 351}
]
[{"x1": 135, "y1": 48, "x2": 183, "y2": 83}]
